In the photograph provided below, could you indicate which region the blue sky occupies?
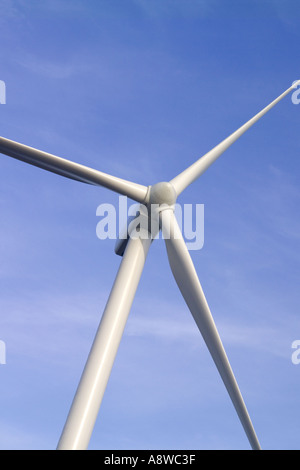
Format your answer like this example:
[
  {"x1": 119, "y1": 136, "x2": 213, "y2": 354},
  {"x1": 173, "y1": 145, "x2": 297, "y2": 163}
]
[{"x1": 0, "y1": 0, "x2": 299, "y2": 450}]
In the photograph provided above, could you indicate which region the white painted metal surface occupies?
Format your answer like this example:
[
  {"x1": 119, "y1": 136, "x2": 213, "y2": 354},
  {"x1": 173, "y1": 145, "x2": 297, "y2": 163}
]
[
  {"x1": 170, "y1": 84, "x2": 295, "y2": 196},
  {"x1": 57, "y1": 231, "x2": 152, "y2": 450},
  {"x1": 0, "y1": 136, "x2": 148, "y2": 202},
  {"x1": 1, "y1": 83, "x2": 297, "y2": 450},
  {"x1": 162, "y1": 209, "x2": 260, "y2": 450}
]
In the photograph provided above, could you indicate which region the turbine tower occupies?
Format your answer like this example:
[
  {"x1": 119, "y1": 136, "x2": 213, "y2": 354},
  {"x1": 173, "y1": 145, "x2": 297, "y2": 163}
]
[{"x1": 1, "y1": 81, "x2": 298, "y2": 450}]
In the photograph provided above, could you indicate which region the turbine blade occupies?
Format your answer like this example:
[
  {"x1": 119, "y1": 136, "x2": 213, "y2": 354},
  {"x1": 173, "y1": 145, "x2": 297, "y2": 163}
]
[
  {"x1": 0, "y1": 136, "x2": 148, "y2": 202},
  {"x1": 170, "y1": 83, "x2": 296, "y2": 196},
  {"x1": 162, "y1": 209, "x2": 261, "y2": 450}
]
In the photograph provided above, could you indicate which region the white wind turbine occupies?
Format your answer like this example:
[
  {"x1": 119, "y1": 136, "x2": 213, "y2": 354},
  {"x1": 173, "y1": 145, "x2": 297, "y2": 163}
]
[{"x1": 0, "y1": 82, "x2": 298, "y2": 451}]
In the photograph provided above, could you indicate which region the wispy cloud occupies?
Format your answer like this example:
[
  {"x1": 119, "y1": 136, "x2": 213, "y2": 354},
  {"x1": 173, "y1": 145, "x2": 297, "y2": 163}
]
[
  {"x1": 244, "y1": 164, "x2": 300, "y2": 244},
  {"x1": 16, "y1": 55, "x2": 79, "y2": 80},
  {"x1": 132, "y1": 0, "x2": 218, "y2": 18},
  {"x1": 270, "y1": 0, "x2": 300, "y2": 33},
  {"x1": 123, "y1": 290, "x2": 294, "y2": 362},
  {"x1": 0, "y1": 289, "x2": 106, "y2": 370},
  {"x1": 0, "y1": 0, "x2": 20, "y2": 21},
  {"x1": 0, "y1": 422, "x2": 50, "y2": 450}
]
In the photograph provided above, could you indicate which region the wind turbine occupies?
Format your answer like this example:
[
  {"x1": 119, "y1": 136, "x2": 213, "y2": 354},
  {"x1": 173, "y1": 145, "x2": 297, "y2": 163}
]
[{"x1": 0, "y1": 81, "x2": 298, "y2": 451}]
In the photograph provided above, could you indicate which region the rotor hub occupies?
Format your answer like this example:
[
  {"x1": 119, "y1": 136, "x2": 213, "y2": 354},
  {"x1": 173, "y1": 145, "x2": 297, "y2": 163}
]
[{"x1": 148, "y1": 182, "x2": 177, "y2": 207}]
